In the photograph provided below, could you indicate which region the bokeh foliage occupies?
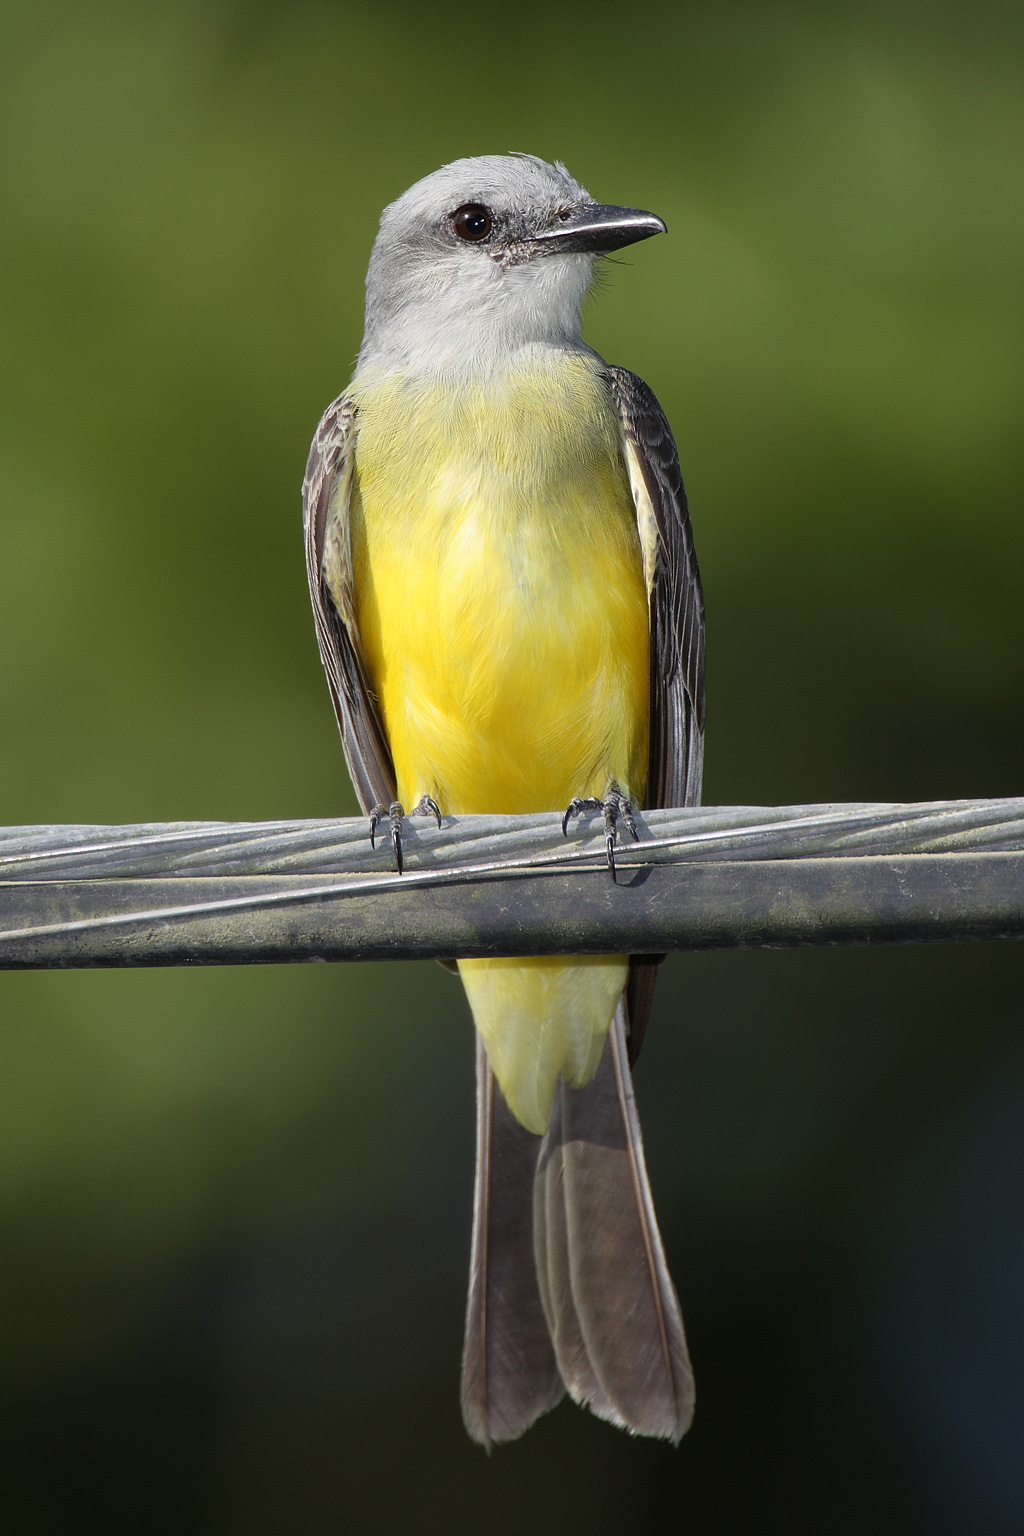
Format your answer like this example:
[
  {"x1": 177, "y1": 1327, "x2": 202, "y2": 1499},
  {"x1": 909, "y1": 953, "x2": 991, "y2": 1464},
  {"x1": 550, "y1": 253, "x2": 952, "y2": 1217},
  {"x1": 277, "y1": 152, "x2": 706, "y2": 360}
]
[{"x1": 0, "y1": 1, "x2": 1022, "y2": 1530}]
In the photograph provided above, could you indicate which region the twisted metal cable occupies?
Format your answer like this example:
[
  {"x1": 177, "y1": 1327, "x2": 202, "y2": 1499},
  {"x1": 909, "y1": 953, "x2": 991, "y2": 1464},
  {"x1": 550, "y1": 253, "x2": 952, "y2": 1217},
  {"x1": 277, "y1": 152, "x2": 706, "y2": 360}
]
[
  {"x1": 1, "y1": 800, "x2": 1022, "y2": 966},
  {"x1": 2, "y1": 799, "x2": 1023, "y2": 880}
]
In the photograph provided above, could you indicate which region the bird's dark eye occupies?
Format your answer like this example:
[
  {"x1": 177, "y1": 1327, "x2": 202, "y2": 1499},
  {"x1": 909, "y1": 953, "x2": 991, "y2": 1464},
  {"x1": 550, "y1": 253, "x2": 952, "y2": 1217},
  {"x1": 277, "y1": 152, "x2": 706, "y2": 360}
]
[{"x1": 453, "y1": 204, "x2": 493, "y2": 242}]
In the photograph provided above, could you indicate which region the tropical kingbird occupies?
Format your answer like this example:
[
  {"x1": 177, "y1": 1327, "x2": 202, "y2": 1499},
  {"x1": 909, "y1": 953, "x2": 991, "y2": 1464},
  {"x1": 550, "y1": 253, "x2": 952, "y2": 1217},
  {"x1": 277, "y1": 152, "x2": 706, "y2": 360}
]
[{"x1": 303, "y1": 155, "x2": 705, "y2": 1445}]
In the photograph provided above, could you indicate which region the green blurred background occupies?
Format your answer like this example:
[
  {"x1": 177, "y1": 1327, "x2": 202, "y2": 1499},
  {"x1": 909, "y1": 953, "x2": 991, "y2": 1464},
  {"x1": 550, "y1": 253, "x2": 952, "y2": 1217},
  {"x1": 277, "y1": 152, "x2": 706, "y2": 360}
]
[{"x1": 0, "y1": 0, "x2": 1022, "y2": 1529}]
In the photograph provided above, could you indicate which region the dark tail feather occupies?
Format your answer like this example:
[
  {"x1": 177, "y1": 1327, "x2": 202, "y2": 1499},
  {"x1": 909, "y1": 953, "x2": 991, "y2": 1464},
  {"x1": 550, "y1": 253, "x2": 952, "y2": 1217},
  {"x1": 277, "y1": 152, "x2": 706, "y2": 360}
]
[
  {"x1": 462, "y1": 1007, "x2": 693, "y2": 1446},
  {"x1": 532, "y1": 1073, "x2": 624, "y2": 1426},
  {"x1": 536, "y1": 1003, "x2": 694, "y2": 1442},
  {"x1": 461, "y1": 1034, "x2": 564, "y2": 1447}
]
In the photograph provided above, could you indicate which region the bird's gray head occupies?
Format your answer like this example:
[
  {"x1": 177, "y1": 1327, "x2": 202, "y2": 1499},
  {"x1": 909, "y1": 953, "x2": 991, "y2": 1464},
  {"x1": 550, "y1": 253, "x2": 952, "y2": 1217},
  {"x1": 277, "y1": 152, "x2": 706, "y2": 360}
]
[{"x1": 356, "y1": 154, "x2": 665, "y2": 378}]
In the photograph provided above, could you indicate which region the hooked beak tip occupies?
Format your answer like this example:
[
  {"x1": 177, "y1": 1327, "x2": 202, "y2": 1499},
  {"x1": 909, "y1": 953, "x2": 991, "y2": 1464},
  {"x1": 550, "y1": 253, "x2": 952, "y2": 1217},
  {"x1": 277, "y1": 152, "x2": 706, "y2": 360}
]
[{"x1": 531, "y1": 204, "x2": 667, "y2": 256}]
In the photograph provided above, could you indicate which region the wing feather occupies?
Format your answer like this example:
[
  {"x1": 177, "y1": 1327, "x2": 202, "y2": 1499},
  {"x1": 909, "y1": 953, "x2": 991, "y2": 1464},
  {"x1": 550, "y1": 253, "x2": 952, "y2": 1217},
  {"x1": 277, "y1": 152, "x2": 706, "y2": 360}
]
[
  {"x1": 302, "y1": 395, "x2": 396, "y2": 813},
  {"x1": 607, "y1": 365, "x2": 705, "y2": 812}
]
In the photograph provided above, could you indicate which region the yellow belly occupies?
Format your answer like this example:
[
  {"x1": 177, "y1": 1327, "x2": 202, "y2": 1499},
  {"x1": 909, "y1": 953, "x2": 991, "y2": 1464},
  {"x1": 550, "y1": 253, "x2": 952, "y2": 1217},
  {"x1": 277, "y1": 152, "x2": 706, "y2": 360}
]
[{"x1": 346, "y1": 354, "x2": 649, "y2": 1131}]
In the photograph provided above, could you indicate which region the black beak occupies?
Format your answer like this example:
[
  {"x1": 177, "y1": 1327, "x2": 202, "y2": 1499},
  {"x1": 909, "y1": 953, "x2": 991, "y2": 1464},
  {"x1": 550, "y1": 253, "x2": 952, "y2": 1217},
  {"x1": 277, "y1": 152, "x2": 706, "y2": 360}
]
[{"x1": 530, "y1": 204, "x2": 667, "y2": 255}]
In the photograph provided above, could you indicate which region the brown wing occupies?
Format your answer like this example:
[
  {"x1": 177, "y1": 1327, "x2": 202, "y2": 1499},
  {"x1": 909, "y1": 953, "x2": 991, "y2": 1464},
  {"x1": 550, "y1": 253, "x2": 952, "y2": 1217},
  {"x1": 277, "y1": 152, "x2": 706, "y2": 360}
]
[
  {"x1": 302, "y1": 394, "x2": 396, "y2": 813},
  {"x1": 607, "y1": 367, "x2": 706, "y2": 1059},
  {"x1": 607, "y1": 365, "x2": 705, "y2": 808}
]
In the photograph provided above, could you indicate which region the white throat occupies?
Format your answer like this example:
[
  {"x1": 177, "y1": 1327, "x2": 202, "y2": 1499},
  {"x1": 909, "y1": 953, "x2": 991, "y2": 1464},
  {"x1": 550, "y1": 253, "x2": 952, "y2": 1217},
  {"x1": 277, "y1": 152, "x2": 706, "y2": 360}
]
[{"x1": 356, "y1": 250, "x2": 595, "y2": 381}]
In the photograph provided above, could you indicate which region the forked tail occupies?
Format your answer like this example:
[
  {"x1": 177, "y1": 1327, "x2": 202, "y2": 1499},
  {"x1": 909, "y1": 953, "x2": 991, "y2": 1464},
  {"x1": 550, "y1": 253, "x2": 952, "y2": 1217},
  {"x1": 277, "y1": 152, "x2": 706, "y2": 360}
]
[{"x1": 461, "y1": 1002, "x2": 693, "y2": 1446}]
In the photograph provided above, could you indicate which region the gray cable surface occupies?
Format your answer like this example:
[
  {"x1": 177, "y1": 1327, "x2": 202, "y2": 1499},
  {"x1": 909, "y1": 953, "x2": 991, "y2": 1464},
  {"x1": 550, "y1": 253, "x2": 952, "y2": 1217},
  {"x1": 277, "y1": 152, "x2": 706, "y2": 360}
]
[{"x1": 1, "y1": 800, "x2": 1022, "y2": 968}]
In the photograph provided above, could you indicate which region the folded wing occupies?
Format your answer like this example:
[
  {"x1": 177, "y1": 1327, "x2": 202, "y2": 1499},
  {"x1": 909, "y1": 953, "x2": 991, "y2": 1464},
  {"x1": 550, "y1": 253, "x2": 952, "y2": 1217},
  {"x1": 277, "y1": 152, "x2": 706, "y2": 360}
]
[{"x1": 303, "y1": 395, "x2": 396, "y2": 814}]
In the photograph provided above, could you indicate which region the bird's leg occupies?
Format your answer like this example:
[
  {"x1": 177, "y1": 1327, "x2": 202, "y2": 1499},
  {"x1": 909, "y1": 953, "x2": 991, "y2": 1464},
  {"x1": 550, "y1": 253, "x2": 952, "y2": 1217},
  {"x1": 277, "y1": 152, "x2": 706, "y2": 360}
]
[
  {"x1": 369, "y1": 794, "x2": 443, "y2": 875},
  {"x1": 562, "y1": 783, "x2": 639, "y2": 881}
]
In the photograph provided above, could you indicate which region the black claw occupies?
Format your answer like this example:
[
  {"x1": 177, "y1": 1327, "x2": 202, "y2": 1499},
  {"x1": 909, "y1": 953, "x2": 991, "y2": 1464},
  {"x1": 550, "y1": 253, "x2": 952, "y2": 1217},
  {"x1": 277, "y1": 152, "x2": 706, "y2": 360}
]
[
  {"x1": 603, "y1": 800, "x2": 619, "y2": 881},
  {"x1": 414, "y1": 794, "x2": 443, "y2": 829},
  {"x1": 368, "y1": 802, "x2": 387, "y2": 852},
  {"x1": 561, "y1": 797, "x2": 602, "y2": 837},
  {"x1": 389, "y1": 801, "x2": 404, "y2": 874}
]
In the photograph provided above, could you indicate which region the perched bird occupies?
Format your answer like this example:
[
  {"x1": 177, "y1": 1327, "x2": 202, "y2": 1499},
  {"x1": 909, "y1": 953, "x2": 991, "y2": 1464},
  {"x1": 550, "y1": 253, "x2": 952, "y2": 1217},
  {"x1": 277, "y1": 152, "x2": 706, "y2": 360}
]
[{"x1": 303, "y1": 155, "x2": 705, "y2": 1445}]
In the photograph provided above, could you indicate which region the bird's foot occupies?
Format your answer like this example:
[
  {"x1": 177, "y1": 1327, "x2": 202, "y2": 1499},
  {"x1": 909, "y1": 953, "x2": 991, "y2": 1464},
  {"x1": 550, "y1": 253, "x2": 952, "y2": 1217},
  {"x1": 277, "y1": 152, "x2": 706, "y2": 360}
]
[
  {"x1": 561, "y1": 785, "x2": 638, "y2": 882},
  {"x1": 369, "y1": 795, "x2": 442, "y2": 874}
]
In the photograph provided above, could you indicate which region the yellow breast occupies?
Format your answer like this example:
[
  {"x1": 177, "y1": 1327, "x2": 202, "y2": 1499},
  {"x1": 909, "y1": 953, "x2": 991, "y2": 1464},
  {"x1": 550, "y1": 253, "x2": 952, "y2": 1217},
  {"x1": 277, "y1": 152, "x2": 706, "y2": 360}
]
[{"x1": 348, "y1": 352, "x2": 649, "y2": 815}]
